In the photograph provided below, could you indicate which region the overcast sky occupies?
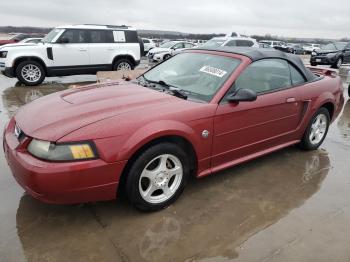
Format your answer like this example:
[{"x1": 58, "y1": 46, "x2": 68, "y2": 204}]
[{"x1": 1, "y1": 0, "x2": 349, "y2": 39}]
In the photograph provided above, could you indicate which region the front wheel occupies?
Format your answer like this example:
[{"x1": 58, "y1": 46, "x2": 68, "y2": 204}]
[
  {"x1": 331, "y1": 58, "x2": 342, "y2": 69},
  {"x1": 113, "y1": 59, "x2": 134, "y2": 71},
  {"x1": 126, "y1": 143, "x2": 190, "y2": 211},
  {"x1": 16, "y1": 61, "x2": 45, "y2": 86},
  {"x1": 163, "y1": 54, "x2": 171, "y2": 61},
  {"x1": 299, "y1": 108, "x2": 330, "y2": 150}
]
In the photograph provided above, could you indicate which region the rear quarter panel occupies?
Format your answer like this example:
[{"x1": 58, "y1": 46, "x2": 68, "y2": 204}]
[{"x1": 294, "y1": 75, "x2": 344, "y2": 138}]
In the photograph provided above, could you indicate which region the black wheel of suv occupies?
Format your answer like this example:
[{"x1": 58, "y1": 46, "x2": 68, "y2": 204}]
[
  {"x1": 126, "y1": 143, "x2": 190, "y2": 212},
  {"x1": 16, "y1": 60, "x2": 45, "y2": 86},
  {"x1": 299, "y1": 108, "x2": 330, "y2": 151},
  {"x1": 113, "y1": 59, "x2": 134, "y2": 71},
  {"x1": 310, "y1": 62, "x2": 317, "y2": 67},
  {"x1": 163, "y1": 54, "x2": 171, "y2": 60},
  {"x1": 331, "y1": 57, "x2": 342, "y2": 69}
]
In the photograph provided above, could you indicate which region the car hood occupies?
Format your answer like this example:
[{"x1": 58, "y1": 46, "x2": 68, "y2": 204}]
[
  {"x1": 0, "y1": 42, "x2": 38, "y2": 49},
  {"x1": 316, "y1": 49, "x2": 339, "y2": 55},
  {"x1": 148, "y1": 47, "x2": 171, "y2": 54},
  {"x1": 15, "y1": 81, "x2": 181, "y2": 141}
]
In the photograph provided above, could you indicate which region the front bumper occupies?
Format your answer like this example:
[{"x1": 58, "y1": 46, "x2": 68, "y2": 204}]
[
  {"x1": 310, "y1": 55, "x2": 337, "y2": 65},
  {"x1": 3, "y1": 119, "x2": 127, "y2": 204},
  {"x1": 148, "y1": 53, "x2": 165, "y2": 62},
  {"x1": 0, "y1": 65, "x2": 15, "y2": 77}
]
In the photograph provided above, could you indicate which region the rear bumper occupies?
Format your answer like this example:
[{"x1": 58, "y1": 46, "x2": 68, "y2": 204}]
[{"x1": 3, "y1": 119, "x2": 127, "y2": 204}]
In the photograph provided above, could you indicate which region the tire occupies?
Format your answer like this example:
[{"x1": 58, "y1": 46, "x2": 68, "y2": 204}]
[
  {"x1": 126, "y1": 142, "x2": 190, "y2": 211},
  {"x1": 331, "y1": 57, "x2": 342, "y2": 69},
  {"x1": 15, "y1": 60, "x2": 45, "y2": 86},
  {"x1": 310, "y1": 62, "x2": 317, "y2": 66},
  {"x1": 299, "y1": 108, "x2": 330, "y2": 151},
  {"x1": 163, "y1": 54, "x2": 171, "y2": 61},
  {"x1": 113, "y1": 59, "x2": 134, "y2": 71}
]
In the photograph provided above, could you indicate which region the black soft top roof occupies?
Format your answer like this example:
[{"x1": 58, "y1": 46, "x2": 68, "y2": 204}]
[{"x1": 193, "y1": 46, "x2": 317, "y2": 81}]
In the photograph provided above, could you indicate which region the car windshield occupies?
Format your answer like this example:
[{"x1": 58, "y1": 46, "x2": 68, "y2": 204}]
[
  {"x1": 42, "y1": 29, "x2": 63, "y2": 43},
  {"x1": 160, "y1": 41, "x2": 177, "y2": 48},
  {"x1": 141, "y1": 53, "x2": 240, "y2": 102},
  {"x1": 201, "y1": 39, "x2": 225, "y2": 47},
  {"x1": 321, "y1": 43, "x2": 344, "y2": 51}
]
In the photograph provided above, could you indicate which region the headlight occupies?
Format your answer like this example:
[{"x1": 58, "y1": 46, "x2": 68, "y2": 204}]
[
  {"x1": 0, "y1": 51, "x2": 7, "y2": 58},
  {"x1": 311, "y1": 51, "x2": 317, "y2": 56},
  {"x1": 28, "y1": 139, "x2": 97, "y2": 161}
]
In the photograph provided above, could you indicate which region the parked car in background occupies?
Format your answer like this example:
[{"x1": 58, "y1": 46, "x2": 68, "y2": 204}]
[
  {"x1": 0, "y1": 24, "x2": 141, "y2": 85},
  {"x1": 288, "y1": 43, "x2": 306, "y2": 55},
  {"x1": 201, "y1": 36, "x2": 259, "y2": 48},
  {"x1": 259, "y1": 40, "x2": 291, "y2": 53},
  {"x1": 147, "y1": 41, "x2": 195, "y2": 62},
  {"x1": 303, "y1": 43, "x2": 321, "y2": 54},
  {"x1": 3, "y1": 47, "x2": 344, "y2": 211},
  {"x1": 259, "y1": 42, "x2": 271, "y2": 48},
  {"x1": 0, "y1": 33, "x2": 45, "y2": 46},
  {"x1": 142, "y1": 38, "x2": 156, "y2": 54},
  {"x1": 20, "y1": 38, "x2": 43, "y2": 44},
  {"x1": 310, "y1": 42, "x2": 350, "y2": 68}
]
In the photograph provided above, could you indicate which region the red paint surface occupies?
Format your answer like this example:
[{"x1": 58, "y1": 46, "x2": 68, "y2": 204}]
[{"x1": 3, "y1": 50, "x2": 345, "y2": 204}]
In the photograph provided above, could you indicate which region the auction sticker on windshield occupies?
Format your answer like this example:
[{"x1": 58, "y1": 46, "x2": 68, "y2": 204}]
[{"x1": 199, "y1": 66, "x2": 227, "y2": 78}]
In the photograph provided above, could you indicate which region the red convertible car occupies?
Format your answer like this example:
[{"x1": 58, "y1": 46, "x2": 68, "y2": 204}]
[{"x1": 3, "y1": 47, "x2": 344, "y2": 211}]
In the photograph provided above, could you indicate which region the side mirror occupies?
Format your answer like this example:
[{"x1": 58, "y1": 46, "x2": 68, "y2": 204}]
[
  {"x1": 58, "y1": 37, "x2": 69, "y2": 44},
  {"x1": 227, "y1": 88, "x2": 257, "y2": 103}
]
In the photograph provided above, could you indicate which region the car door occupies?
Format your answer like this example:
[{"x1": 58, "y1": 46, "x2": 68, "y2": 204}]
[
  {"x1": 87, "y1": 30, "x2": 114, "y2": 70},
  {"x1": 52, "y1": 29, "x2": 90, "y2": 67},
  {"x1": 212, "y1": 59, "x2": 305, "y2": 168},
  {"x1": 171, "y1": 42, "x2": 185, "y2": 55},
  {"x1": 343, "y1": 43, "x2": 350, "y2": 63}
]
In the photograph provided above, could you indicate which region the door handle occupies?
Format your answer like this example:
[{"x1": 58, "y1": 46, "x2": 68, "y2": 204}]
[{"x1": 286, "y1": 97, "x2": 296, "y2": 103}]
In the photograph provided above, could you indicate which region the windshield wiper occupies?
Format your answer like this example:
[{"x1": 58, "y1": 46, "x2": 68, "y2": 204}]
[{"x1": 141, "y1": 76, "x2": 188, "y2": 100}]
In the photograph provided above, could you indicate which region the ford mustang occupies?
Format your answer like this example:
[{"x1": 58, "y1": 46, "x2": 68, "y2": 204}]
[{"x1": 3, "y1": 47, "x2": 344, "y2": 211}]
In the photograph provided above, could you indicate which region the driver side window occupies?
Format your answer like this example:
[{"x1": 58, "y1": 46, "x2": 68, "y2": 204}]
[
  {"x1": 234, "y1": 59, "x2": 292, "y2": 94},
  {"x1": 173, "y1": 43, "x2": 184, "y2": 49},
  {"x1": 58, "y1": 29, "x2": 87, "y2": 43}
]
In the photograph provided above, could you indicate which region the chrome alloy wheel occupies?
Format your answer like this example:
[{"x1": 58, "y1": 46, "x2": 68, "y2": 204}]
[
  {"x1": 139, "y1": 154, "x2": 183, "y2": 204},
  {"x1": 309, "y1": 114, "x2": 328, "y2": 145},
  {"x1": 21, "y1": 64, "x2": 42, "y2": 83},
  {"x1": 117, "y1": 62, "x2": 131, "y2": 70},
  {"x1": 337, "y1": 58, "x2": 342, "y2": 68}
]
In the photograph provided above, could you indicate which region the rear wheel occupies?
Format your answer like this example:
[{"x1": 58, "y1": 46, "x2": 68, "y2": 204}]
[
  {"x1": 299, "y1": 108, "x2": 330, "y2": 150},
  {"x1": 16, "y1": 60, "x2": 45, "y2": 86},
  {"x1": 113, "y1": 59, "x2": 134, "y2": 71},
  {"x1": 126, "y1": 143, "x2": 189, "y2": 211},
  {"x1": 310, "y1": 62, "x2": 317, "y2": 66}
]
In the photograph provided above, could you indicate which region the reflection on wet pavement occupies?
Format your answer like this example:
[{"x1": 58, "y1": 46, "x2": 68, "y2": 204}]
[{"x1": 0, "y1": 75, "x2": 350, "y2": 262}]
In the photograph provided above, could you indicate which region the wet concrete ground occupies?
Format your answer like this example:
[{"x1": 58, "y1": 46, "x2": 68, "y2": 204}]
[{"x1": 0, "y1": 69, "x2": 350, "y2": 262}]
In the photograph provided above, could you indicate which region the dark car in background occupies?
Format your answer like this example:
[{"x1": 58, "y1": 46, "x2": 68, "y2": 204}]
[
  {"x1": 288, "y1": 43, "x2": 306, "y2": 55},
  {"x1": 310, "y1": 42, "x2": 350, "y2": 68}
]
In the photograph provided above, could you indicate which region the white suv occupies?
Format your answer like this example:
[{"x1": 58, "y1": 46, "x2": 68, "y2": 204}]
[
  {"x1": 0, "y1": 24, "x2": 141, "y2": 86},
  {"x1": 201, "y1": 36, "x2": 259, "y2": 48}
]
